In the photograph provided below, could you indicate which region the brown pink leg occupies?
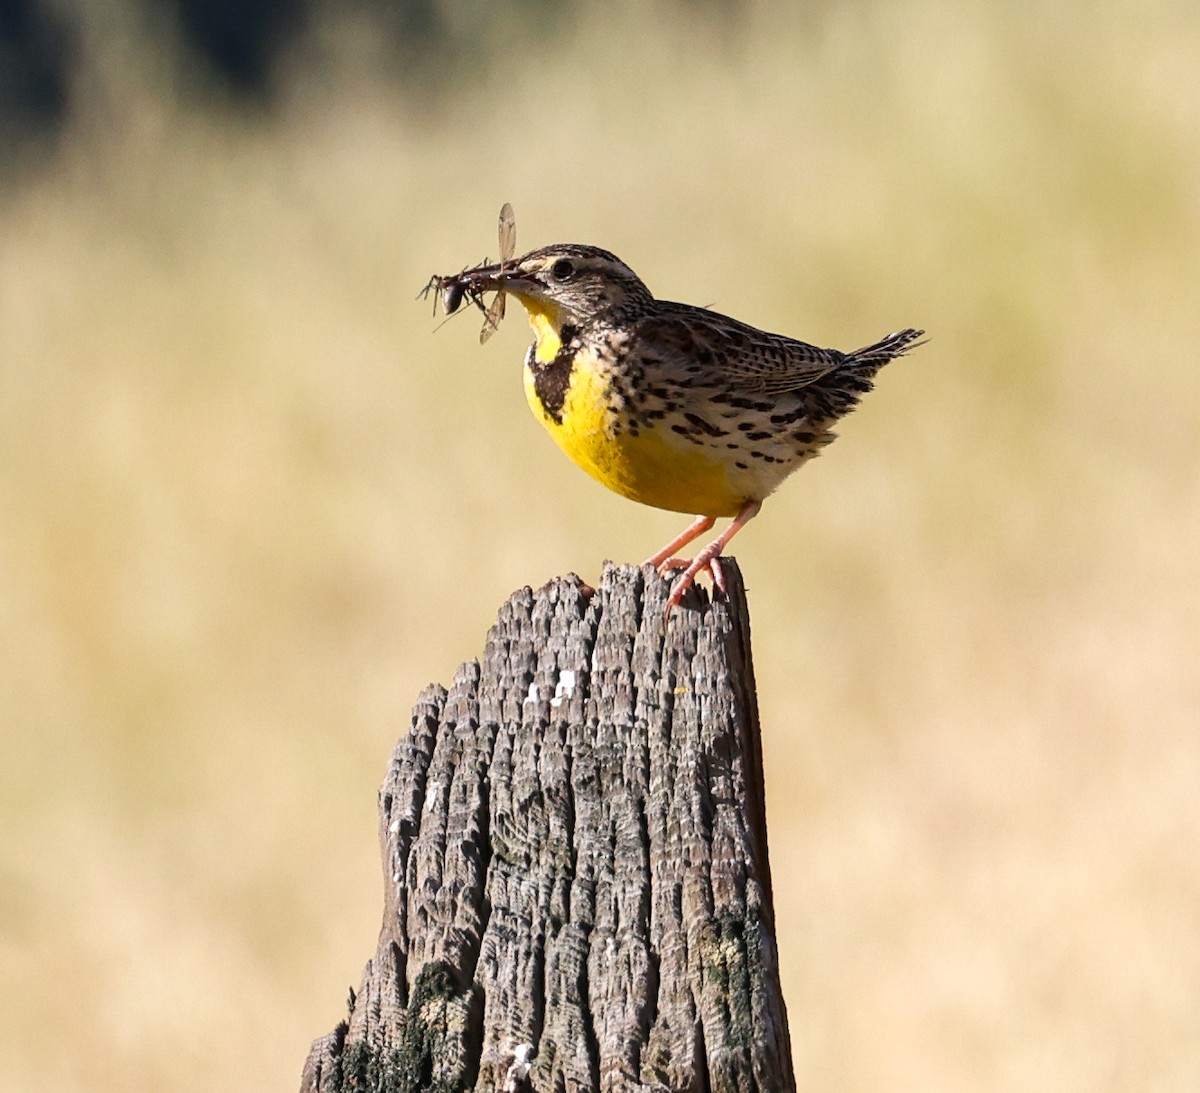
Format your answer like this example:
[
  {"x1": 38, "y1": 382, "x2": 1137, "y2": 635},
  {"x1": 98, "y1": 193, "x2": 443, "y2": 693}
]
[
  {"x1": 643, "y1": 515, "x2": 715, "y2": 569},
  {"x1": 665, "y1": 500, "x2": 763, "y2": 612}
]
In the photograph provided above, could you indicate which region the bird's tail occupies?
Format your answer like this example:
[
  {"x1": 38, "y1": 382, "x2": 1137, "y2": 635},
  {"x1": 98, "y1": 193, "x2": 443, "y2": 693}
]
[{"x1": 846, "y1": 328, "x2": 926, "y2": 372}]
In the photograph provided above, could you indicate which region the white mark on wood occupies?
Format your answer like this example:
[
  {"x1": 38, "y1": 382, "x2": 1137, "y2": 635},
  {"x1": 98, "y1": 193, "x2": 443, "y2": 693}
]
[
  {"x1": 523, "y1": 683, "x2": 539, "y2": 705},
  {"x1": 501, "y1": 1042, "x2": 535, "y2": 1092},
  {"x1": 550, "y1": 669, "x2": 576, "y2": 707}
]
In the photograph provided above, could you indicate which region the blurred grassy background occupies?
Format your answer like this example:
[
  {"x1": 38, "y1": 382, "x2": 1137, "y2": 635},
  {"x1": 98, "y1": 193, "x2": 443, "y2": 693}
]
[{"x1": 2, "y1": 0, "x2": 1199, "y2": 1088}]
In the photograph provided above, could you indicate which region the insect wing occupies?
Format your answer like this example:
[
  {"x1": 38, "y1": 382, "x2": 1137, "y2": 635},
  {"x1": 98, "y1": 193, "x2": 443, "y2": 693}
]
[
  {"x1": 480, "y1": 291, "x2": 505, "y2": 343},
  {"x1": 497, "y1": 202, "x2": 516, "y2": 264},
  {"x1": 480, "y1": 203, "x2": 515, "y2": 342}
]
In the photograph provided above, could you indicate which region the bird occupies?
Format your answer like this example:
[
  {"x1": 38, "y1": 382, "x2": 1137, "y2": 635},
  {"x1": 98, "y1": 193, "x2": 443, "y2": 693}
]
[{"x1": 430, "y1": 234, "x2": 924, "y2": 611}]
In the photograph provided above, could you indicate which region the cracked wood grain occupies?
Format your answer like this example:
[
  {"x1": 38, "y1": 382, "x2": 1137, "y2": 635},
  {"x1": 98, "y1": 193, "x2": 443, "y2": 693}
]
[{"x1": 301, "y1": 560, "x2": 794, "y2": 1093}]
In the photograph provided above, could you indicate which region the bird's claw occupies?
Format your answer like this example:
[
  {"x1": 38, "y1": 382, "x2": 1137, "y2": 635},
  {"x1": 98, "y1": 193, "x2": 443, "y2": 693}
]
[{"x1": 659, "y1": 553, "x2": 728, "y2": 613}]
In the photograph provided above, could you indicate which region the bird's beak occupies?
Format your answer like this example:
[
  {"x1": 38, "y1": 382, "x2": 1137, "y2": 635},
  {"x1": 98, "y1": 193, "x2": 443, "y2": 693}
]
[{"x1": 458, "y1": 262, "x2": 539, "y2": 297}]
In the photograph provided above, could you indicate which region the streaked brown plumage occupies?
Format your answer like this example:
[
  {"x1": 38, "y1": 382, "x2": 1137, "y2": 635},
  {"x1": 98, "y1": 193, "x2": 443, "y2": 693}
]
[{"x1": 429, "y1": 227, "x2": 924, "y2": 610}]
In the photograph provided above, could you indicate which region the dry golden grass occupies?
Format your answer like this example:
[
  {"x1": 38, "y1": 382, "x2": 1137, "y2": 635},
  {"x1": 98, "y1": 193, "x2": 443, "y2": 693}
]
[{"x1": 2, "y1": 1, "x2": 1199, "y2": 1088}]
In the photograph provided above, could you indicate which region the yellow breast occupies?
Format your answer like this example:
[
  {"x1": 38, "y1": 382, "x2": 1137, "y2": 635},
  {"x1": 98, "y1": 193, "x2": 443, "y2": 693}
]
[{"x1": 518, "y1": 301, "x2": 746, "y2": 518}]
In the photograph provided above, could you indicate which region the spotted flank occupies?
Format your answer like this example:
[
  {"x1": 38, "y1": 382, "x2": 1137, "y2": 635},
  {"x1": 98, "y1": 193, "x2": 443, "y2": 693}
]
[{"x1": 426, "y1": 207, "x2": 924, "y2": 610}]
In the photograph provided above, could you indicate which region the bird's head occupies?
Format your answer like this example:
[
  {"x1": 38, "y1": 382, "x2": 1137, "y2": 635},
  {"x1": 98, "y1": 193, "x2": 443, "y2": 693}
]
[{"x1": 459, "y1": 244, "x2": 653, "y2": 333}]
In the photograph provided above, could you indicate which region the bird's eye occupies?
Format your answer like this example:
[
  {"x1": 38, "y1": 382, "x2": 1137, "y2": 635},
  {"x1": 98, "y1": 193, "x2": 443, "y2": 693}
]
[{"x1": 550, "y1": 258, "x2": 576, "y2": 281}]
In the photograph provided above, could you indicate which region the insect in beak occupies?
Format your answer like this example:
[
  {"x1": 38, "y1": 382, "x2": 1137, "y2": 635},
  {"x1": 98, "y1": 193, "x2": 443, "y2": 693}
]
[{"x1": 420, "y1": 203, "x2": 520, "y2": 342}]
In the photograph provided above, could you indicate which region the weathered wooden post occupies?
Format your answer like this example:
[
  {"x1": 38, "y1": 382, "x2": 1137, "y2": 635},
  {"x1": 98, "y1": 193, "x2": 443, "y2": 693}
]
[{"x1": 301, "y1": 560, "x2": 794, "y2": 1092}]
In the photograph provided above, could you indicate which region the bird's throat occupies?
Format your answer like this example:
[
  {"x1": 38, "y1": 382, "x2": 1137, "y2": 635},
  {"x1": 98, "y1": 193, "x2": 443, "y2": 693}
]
[{"x1": 515, "y1": 296, "x2": 565, "y2": 364}]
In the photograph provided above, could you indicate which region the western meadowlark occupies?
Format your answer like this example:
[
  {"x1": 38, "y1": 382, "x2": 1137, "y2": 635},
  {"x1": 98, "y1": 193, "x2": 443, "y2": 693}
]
[{"x1": 427, "y1": 209, "x2": 923, "y2": 611}]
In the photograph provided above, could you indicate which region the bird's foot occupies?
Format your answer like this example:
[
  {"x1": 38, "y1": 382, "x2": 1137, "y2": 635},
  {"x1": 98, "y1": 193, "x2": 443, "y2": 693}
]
[
  {"x1": 648, "y1": 500, "x2": 762, "y2": 615},
  {"x1": 657, "y1": 548, "x2": 728, "y2": 612}
]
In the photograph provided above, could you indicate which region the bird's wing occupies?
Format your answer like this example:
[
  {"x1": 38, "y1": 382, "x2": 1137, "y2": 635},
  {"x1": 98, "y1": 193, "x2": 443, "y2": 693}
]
[{"x1": 632, "y1": 302, "x2": 845, "y2": 395}]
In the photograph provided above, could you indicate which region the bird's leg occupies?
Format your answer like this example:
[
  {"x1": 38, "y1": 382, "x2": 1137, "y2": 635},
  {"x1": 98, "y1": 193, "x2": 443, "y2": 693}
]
[
  {"x1": 643, "y1": 515, "x2": 715, "y2": 569},
  {"x1": 665, "y1": 500, "x2": 762, "y2": 612}
]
